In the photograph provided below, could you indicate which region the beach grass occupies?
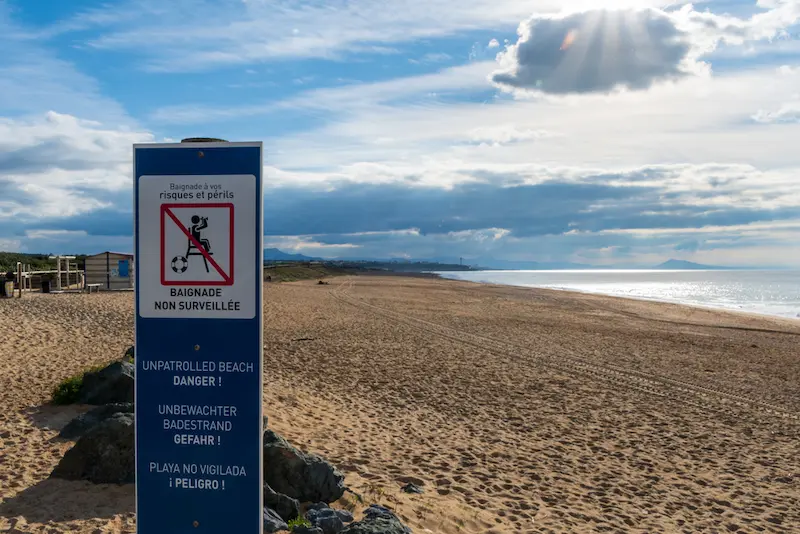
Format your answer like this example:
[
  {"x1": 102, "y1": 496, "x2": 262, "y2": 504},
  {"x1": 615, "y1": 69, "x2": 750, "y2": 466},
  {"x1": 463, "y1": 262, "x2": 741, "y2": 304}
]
[
  {"x1": 50, "y1": 362, "x2": 110, "y2": 405},
  {"x1": 287, "y1": 517, "x2": 312, "y2": 530},
  {"x1": 264, "y1": 263, "x2": 348, "y2": 283}
]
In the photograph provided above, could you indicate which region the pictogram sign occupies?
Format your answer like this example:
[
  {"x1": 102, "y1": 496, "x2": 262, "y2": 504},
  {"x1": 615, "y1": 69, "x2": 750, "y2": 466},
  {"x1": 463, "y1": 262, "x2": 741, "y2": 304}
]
[{"x1": 160, "y1": 203, "x2": 234, "y2": 286}]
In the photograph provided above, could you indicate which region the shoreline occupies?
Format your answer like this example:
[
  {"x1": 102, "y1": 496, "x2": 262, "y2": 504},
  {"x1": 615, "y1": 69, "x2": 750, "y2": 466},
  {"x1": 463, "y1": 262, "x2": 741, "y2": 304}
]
[{"x1": 431, "y1": 271, "x2": 800, "y2": 324}]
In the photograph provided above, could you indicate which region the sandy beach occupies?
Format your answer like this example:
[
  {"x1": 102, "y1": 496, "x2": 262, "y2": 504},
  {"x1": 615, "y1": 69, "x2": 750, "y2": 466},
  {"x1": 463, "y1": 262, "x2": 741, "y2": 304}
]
[{"x1": 1, "y1": 275, "x2": 799, "y2": 533}]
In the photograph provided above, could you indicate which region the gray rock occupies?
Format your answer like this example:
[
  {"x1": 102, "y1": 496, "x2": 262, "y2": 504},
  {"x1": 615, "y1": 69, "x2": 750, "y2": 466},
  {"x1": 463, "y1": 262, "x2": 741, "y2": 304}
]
[
  {"x1": 364, "y1": 506, "x2": 397, "y2": 520},
  {"x1": 307, "y1": 506, "x2": 350, "y2": 534},
  {"x1": 263, "y1": 429, "x2": 346, "y2": 504},
  {"x1": 316, "y1": 514, "x2": 345, "y2": 534},
  {"x1": 59, "y1": 403, "x2": 134, "y2": 440},
  {"x1": 78, "y1": 361, "x2": 135, "y2": 405},
  {"x1": 50, "y1": 413, "x2": 134, "y2": 484},
  {"x1": 263, "y1": 507, "x2": 288, "y2": 533},
  {"x1": 340, "y1": 506, "x2": 412, "y2": 534},
  {"x1": 307, "y1": 502, "x2": 331, "y2": 513},
  {"x1": 336, "y1": 510, "x2": 355, "y2": 523},
  {"x1": 400, "y1": 483, "x2": 423, "y2": 494},
  {"x1": 264, "y1": 483, "x2": 300, "y2": 522},
  {"x1": 293, "y1": 527, "x2": 324, "y2": 534}
]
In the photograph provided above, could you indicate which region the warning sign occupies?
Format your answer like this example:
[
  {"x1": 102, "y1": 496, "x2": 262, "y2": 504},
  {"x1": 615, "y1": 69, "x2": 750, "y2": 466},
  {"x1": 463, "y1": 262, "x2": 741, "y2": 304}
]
[
  {"x1": 137, "y1": 174, "x2": 258, "y2": 319},
  {"x1": 161, "y1": 203, "x2": 234, "y2": 286},
  {"x1": 133, "y1": 141, "x2": 263, "y2": 534}
]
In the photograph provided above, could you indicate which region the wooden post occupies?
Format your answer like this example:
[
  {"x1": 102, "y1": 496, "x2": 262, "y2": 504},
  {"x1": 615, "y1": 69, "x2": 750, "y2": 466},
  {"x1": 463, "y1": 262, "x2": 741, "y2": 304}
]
[
  {"x1": 66, "y1": 258, "x2": 71, "y2": 290},
  {"x1": 16, "y1": 262, "x2": 22, "y2": 298}
]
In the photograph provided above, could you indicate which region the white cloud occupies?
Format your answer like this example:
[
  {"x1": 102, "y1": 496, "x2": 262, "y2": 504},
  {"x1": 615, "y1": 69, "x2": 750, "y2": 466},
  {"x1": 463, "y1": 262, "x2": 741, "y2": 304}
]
[
  {"x1": 490, "y1": 2, "x2": 800, "y2": 95},
  {"x1": 0, "y1": 112, "x2": 154, "y2": 219},
  {"x1": 263, "y1": 235, "x2": 361, "y2": 251},
  {"x1": 488, "y1": 38, "x2": 500, "y2": 48},
  {"x1": 56, "y1": 0, "x2": 537, "y2": 71},
  {"x1": 492, "y1": 8, "x2": 701, "y2": 95},
  {"x1": 149, "y1": 60, "x2": 496, "y2": 124},
  {"x1": 752, "y1": 100, "x2": 800, "y2": 122},
  {"x1": 256, "y1": 218, "x2": 800, "y2": 268},
  {"x1": 409, "y1": 52, "x2": 453, "y2": 65},
  {"x1": 467, "y1": 125, "x2": 558, "y2": 145},
  {"x1": 41, "y1": 0, "x2": 681, "y2": 72},
  {"x1": 256, "y1": 64, "x2": 800, "y2": 176},
  {"x1": 0, "y1": 238, "x2": 21, "y2": 251},
  {"x1": 14, "y1": 230, "x2": 134, "y2": 255},
  {"x1": 24, "y1": 229, "x2": 88, "y2": 241},
  {"x1": 0, "y1": 5, "x2": 132, "y2": 124},
  {"x1": 597, "y1": 218, "x2": 800, "y2": 236},
  {"x1": 446, "y1": 228, "x2": 511, "y2": 241},
  {"x1": 148, "y1": 30, "x2": 800, "y2": 175}
]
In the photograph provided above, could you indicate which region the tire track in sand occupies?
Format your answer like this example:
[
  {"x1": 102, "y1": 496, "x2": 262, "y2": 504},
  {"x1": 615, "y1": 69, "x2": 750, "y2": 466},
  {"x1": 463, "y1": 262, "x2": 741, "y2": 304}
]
[{"x1": 331, "y1": 278, "x2": 799, "y2": 424}]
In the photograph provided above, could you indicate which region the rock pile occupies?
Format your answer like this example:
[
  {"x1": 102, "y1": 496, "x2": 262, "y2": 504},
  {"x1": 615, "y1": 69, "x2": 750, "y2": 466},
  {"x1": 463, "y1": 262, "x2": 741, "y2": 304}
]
[
  {"x1": 49, "y1": 347, "x2": 414, "y2": 534},
  {"x1": 58, "y1": 402, "x2": 134, "y2": 440},
  {"x1": 51, "y1": 412, "x2": 135, "y2": 484},
  {"x1": 306, "y1": 502, "x2": 354, "y2": 534},
  {"x1": 79, "y1": 361, "x2": 134, "y2": 405},
  {"x1": 263, "y1": 429, "x2": 346, "y2": 504},
  {"x1": 341, "y1": 505, "x2": 412, "y2": 534}
]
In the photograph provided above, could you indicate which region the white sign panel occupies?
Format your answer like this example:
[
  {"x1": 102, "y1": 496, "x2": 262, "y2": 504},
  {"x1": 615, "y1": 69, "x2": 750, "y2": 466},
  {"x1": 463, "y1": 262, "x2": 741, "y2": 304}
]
[{"x1": 138, "y1": 174, "x2": 257, "y2": 319}]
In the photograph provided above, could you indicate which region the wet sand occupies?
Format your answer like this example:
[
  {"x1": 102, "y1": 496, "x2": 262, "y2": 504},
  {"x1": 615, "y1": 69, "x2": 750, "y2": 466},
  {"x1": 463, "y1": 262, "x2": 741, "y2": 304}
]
[{"x1": 1, "y1": 275, "x2": 798, "y2": 533}]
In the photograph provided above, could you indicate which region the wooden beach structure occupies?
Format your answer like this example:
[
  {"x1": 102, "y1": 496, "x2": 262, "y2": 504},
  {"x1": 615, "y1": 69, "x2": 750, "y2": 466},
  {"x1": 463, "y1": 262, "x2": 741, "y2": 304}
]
[
  {"x1": 8, "y1": 252, "x2": 134, "y2": 297},
  {"x1": 83, "y1": 251, "x2": 134, "y2": 291},
  {"x1": 9, "y1": 256, "x2": 82, "y2": 296}
]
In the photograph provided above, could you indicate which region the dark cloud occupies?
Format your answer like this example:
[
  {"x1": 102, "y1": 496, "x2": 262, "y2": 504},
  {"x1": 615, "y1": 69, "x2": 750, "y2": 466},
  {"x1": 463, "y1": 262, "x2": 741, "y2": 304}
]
[
  {"x1": 0, "y1": 139, "x2": 113, "y2": 174},
  {"x1": 32, "y1": 207, "x2": 133, "y2": 237},
  {"x1": 674, "y1": 239, "x2": 700, "y2": 252},
  {"x1": 261, "y1": 178, "x2": 800, "y2": 239},
  {"x1": 262, "y1": 180, "x2": 644, "y2": 237},
  {"x1": 0, "y1": 177, "x2": 37, "y2": 206},
  {"x1": 8, "y1": 172, "x2": 800, "y2": 260},
  {"x1": 491, "y1": 8, "x2": 693, "y2": 94},
  {"x1": 578, "y1": 205, "x2": 800, "y2": 234},
  {"x1": 27, "y1": 175, "x2": 794, "y2": 241}
]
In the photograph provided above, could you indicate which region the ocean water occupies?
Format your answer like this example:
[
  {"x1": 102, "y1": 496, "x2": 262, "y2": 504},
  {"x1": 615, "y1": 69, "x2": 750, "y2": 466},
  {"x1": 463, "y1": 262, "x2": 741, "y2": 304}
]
[{"x1": 434, "y1": 270, "x2": 800, "y2": 320}]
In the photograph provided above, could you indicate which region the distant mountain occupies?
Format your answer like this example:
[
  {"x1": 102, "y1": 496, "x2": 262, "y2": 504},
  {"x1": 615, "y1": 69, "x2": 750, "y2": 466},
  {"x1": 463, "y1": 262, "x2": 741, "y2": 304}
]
[
  {"x1": 654, "y1": 259, "x2": 730, "y2": 270},
  {"x1": 263, "y1": 248, "x2": 321, "y2": 262}
]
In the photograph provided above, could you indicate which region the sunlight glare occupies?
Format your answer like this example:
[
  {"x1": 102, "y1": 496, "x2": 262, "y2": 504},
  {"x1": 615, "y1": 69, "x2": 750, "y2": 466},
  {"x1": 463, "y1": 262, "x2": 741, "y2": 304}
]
[
  {"x1": 561, "y1": 29, "x2": 578, "y2": 50},
  {"x1": 566, "y1": 0, "x2": 660, "y2": 12}
]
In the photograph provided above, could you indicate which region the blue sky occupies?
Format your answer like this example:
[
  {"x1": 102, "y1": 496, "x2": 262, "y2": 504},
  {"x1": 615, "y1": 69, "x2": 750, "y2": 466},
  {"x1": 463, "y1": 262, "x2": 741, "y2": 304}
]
[{"x1": 2, "y1": 0, "x2": 800, "y2": 267}]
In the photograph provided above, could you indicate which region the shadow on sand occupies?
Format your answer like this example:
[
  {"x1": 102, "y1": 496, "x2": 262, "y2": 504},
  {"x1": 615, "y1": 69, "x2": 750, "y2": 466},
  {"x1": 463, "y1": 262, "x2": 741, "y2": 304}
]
[
  {"x1": 22, "y1": 403, "x2": 91, "y2": 436},
  {"x1": 0, "y1": 477, "x2": 134, "y2": 525}
]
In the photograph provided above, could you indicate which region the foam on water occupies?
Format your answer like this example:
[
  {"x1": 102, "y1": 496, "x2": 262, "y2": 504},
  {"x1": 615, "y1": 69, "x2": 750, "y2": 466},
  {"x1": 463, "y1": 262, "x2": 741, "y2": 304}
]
[{"x1": 435, "y1": 269, "x2": 800, "y2": 320}]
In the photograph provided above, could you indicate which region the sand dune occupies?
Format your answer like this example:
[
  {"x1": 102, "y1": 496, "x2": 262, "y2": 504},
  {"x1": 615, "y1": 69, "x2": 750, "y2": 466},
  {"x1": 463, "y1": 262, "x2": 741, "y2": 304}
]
[{"x1": 1, "y1": 276, "x2": 798, "y2": 533}]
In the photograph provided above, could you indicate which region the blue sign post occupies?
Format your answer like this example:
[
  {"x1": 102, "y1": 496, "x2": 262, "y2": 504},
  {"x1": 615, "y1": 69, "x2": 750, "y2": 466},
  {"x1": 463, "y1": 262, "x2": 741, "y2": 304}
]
[{"x1": 133, "y1": 140, "x2": 263, "y2": 534}]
